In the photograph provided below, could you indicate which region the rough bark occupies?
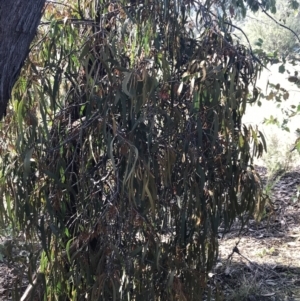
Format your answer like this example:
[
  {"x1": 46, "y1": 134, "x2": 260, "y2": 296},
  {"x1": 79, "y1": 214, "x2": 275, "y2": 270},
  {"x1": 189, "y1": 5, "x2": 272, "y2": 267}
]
[{"x1": 0, "y1": 0, "x2": 46, "y2": 120}]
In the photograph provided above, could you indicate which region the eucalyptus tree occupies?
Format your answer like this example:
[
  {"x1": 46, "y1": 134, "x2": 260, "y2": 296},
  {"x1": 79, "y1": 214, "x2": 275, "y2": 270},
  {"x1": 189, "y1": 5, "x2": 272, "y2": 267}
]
[
  {"x1": 0, "y1": 0, "x2": 46, "y2": 119},
  {"x1": 0, "y1": 0, "x2": 282, "y2": 300}
]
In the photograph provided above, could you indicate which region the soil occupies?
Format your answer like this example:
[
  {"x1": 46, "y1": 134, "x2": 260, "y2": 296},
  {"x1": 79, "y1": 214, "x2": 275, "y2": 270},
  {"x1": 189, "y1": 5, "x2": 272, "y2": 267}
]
[
  {"x1": 1, "y1": 166, "x2": 300, "y2": 300},
  {"x1": 0, "y1": 237, "x2": 38, "y2": 301},
  {"x1": 217, "y1": 166, "x2": 300, "y2": 300}
]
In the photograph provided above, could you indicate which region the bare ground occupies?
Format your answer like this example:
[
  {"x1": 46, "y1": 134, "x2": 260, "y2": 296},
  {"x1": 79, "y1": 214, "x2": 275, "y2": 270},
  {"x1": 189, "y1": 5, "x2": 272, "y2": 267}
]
[{"x1": 215, "y1": 166, "x2": 300, "y2": 301}]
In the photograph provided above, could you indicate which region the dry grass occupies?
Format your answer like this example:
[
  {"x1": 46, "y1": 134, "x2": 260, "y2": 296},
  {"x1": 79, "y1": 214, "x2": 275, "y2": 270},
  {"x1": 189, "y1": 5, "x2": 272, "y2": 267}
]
[
  {"x1": 243, "y1": 62, "x2": 300, "y2": 173},
  {"x1": 217, "y1": 230, "x2": 300, "y2": 300}
]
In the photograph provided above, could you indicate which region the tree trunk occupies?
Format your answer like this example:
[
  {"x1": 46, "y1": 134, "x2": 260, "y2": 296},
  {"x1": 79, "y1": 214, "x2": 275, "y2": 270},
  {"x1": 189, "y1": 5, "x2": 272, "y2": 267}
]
[{"x1": 0, "y1": 0, "x2": 46, "y2": 120}]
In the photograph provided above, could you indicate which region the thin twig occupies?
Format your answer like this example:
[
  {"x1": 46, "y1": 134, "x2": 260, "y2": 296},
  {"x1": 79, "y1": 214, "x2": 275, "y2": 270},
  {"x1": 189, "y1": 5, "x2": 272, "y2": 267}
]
[{"x1": 259, "y1": 3, "x2": 300, "y2": 46}]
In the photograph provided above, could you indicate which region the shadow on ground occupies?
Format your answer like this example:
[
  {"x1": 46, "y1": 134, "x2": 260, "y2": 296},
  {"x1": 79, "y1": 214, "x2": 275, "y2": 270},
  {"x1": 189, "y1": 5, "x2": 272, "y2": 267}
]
[{"x1": 215, "y1": 168, "x2": 300, "y2": 300}]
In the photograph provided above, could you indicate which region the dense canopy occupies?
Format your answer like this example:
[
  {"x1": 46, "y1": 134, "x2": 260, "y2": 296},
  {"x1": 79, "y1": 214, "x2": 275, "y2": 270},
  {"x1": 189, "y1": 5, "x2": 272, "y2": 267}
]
[{"x1": 0, "y1": 0, "x2": 291, "y2": 300}]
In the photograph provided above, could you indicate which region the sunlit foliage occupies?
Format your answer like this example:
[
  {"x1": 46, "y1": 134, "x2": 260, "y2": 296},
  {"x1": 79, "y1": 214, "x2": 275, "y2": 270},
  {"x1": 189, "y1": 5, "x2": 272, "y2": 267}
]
[{"x1": 0, "y1": 0, "x2": 271, "y2": 299}]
